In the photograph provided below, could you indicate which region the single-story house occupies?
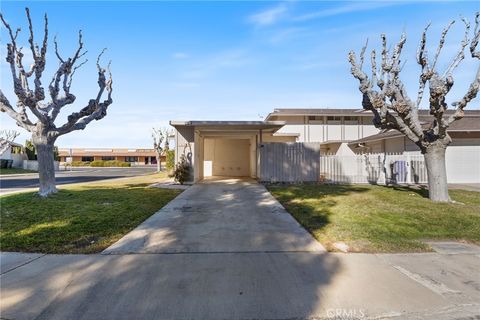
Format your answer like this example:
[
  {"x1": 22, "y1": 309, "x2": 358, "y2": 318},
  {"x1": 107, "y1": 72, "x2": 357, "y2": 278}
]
[{"x1": 58, "y1": 148, "x2": 161, "y2": 165}]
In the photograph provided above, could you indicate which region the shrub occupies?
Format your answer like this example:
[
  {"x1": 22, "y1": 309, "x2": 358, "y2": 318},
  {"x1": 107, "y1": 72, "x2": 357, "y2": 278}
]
[
  {"x1": 166, "y1": 150, "x2": 175, "y2": 172},
  {"x1": 25, "y1": 140, "x2": 37, "y2": 160},
  {"x1": 71, "y1": 161, "x2": 90, "y2": 167},
  {"x1": 173, "y1": 154, "x2": 190, "y2": 185},
  {"x1": 90, "y1": 160, "x2": 105, "y2": 167}
]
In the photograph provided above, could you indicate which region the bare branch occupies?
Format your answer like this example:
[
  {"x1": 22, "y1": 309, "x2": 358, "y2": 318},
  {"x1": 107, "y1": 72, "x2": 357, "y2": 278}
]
[
  {"x1": 53, "y1": 35, "x2": 64, "y2": 63},
  {"x1": 470, "y1": 12, "x2": 480, "y2": 59},
  {"x1": 359, "y1": 38, "x2": 368, "y2": 69},
  {"x1": 416, "y1": 22, "x2": 432, "y2": 107},
  {"x1": 443, "y1": 18, "x2": 470, "y2": 76},
  {"x1": 0, "y1": 90, "x2": 34, "y2": 131},
  {"x1": 432, "y1": 20, "x2": 455, "y2": 71}
]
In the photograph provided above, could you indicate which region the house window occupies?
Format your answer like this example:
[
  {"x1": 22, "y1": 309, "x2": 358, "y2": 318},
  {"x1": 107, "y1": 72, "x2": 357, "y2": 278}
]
[
  {"x1": 101, "y1": 156, "x2": 115, "y2": 161},
  {"x1": 308, "y1": 116, "x2": 323, "y2": 121},
  {"x1": 125, "y1": 156, "x2": 138, "y2": 163},
  {"x1": 344, "y1": 116, "x2": 357, "y2": 121},
  {"x1": 81, "y1": 156, "x2": 94, "y2": 162},
  {"x1": 327, "y1": 116, "x2": 341, "y2": 121}
]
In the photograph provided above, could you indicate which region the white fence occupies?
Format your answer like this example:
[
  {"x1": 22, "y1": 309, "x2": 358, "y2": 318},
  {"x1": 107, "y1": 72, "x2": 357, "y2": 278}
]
[{"x1": 320, "y1": 153, "x2": 428, "y2": 185}]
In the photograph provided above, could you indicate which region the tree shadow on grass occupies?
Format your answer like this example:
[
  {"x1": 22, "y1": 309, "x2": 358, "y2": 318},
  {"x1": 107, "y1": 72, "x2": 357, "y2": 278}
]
[{"x1": 267, "y1": 184, "x2": 370, "y2": 234}]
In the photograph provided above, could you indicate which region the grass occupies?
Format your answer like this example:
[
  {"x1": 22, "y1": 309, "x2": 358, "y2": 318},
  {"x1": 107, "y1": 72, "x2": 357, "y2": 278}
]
[
  {"x1": 0, "y1": 167, "x2": 37, "y2": 175},
  {"x1": 267, "y1": 184, "x2": 480, "y2": 253},
  {"x1": 0, "y1": 172, "x2": 182, "y2": 253}
]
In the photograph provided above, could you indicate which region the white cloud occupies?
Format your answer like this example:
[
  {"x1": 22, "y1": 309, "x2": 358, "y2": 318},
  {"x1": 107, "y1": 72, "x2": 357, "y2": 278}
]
[
  {"x1": 293, "y1": 2, "x2": 401, "y2": 22},
  {"x1": 172, "y1": 52, "x2": 189, "y2": 59},
  {"x1": 248, "y1": 3, "x2": 289, "y2": 27}
]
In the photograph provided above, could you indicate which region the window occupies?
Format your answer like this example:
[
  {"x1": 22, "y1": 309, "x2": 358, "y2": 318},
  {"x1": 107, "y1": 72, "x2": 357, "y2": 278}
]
[
  {"x1": 125, "y1": 156, "x2": 138, "y2": 163},
  {"x1": 102, "y1": 156, "x2": 115, "y2": 161},
  {"x1": 308, "y1": 116, "x2": 323, "y2": 121},
  {"x1": 327, "y1": 116, "x2": 341, "y2": 121},
  {"x1": 81, "y1": 156, "x2": 94, "y2": 162},
  {"x1": 344, "y1": 116, "x2": 357, "y2": 121}
]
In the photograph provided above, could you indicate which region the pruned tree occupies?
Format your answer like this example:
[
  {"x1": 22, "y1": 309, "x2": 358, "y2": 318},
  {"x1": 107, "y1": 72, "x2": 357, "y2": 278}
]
[
  {"x1": 349, "y1": 13, "x2": 480, "y2": 202},
  {"x1": 152, "y1": 128, "x2": 169, "y2": 172},
  {"x1": 0, "y1": 130, "x2": 20, "y2": 156},
  {"x1": 0, "y1": 8, "x2": 113, "y2": 196}
]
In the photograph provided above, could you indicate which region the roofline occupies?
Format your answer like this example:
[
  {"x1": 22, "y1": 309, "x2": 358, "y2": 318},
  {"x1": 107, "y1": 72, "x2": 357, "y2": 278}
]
[
  {"x1": 265, "y1": 108, "x2": 480, "y2": 120},
  {"x1": 348, "y1": 128, "x2": 480, "y2": 145},
  {"x1": 169, "y1": 120, "x2": 286, "y2": 127}
]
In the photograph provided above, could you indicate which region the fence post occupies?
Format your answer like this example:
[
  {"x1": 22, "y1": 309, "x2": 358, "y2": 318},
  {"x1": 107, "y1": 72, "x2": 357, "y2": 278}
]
[{"x1": 405, "y1": 153, "x2": 411, "y2": 184}]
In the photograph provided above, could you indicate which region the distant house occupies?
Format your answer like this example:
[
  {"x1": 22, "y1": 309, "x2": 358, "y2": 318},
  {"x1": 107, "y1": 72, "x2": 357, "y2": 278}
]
[
  {"x1": 0, "y1": 141, "x2": 27, "y2": 168},
  {"x1": 170, "y1": 108, "x2": 480, "y2": 183},
  {"x1": 58, "y1": 148, "x2": 160, "y2": 165}
]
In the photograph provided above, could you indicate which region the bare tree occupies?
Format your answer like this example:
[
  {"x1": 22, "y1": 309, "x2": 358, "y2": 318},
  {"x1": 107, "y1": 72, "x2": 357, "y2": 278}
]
[
  {"x1": 0, "y1": 8, "x2": 113, "y2": 196},
  {"x1": 152, "y1": 128, "x2": 167, "y2": 172},
  {"x1": 349, "y1": 13, "x2": 480, "y2": 202},
  {"x1": 0, "y1": 130, "x2": 20, "y2": 156}
]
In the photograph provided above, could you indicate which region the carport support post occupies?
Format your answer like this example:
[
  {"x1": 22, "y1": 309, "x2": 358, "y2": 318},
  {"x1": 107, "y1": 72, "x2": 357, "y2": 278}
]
[{"x1": 257, "y1": 129, "x2": 263, "y2": 181}]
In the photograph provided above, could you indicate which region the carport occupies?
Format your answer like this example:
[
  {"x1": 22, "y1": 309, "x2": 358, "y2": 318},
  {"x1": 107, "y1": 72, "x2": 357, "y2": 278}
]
[{"x1": 170, "y1": 121, "x2": 290, "y2": 182}]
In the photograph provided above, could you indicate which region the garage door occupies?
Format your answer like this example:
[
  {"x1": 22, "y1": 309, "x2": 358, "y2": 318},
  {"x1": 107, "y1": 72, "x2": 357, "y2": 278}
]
[
  {"x1": 446, "y1": 146, "x2": 480, "y2": 183},
  {"x1": 204, "y1": 138, "x2": 250, "y2": 177}
]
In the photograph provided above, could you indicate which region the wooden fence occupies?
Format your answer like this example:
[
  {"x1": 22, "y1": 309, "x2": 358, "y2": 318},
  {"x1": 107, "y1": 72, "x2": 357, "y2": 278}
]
[{"x1": 259, "y1": 142, "x2": 320, "y2": 182}]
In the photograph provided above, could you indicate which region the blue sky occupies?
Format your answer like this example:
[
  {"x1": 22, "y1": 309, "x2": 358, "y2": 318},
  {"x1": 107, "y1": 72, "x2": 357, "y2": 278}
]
[{"x1": 1, "y1": 1, "x2": 479, "y2": 148}]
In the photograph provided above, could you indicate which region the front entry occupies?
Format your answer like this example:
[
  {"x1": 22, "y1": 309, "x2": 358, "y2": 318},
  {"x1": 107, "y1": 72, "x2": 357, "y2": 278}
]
[{"x1": 203, "y1": 138, "x2": 250, "y2": 177}]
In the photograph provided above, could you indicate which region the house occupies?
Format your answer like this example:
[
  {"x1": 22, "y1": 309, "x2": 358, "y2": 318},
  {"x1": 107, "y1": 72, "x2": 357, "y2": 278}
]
[
  {"x1": 170, "y1": 121, "x2": 296, "y2": 182},
  {"x1": 170, "y1": 108, "x2": 480, "y2": 183},
  {"x1": 0, "y1": 141, "x2": 27, "y2": 168},
  {"x1": 58, "y1": 148, "x2": 160, "y2": 165},
  {"x1": 264, "y1": 108, "x2": 379, "y2": 155}
]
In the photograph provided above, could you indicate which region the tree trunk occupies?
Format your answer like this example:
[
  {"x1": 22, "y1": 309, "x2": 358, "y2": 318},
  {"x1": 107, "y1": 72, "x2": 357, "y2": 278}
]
[
  {"x1": 33, "y1": 136, "x2": 57, "y2": 197},
  {"x1": 156, "y1": 154, "x2": 161, "y2": 172},
  {"x1": 423, "y1": 144, "x2": 450, "y2": 202}
]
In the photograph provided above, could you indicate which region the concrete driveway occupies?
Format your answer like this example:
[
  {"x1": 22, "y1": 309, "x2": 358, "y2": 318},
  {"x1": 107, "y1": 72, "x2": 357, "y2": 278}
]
[{"x1": 104, "y1": 177, "x2": 325, "y2": 254}]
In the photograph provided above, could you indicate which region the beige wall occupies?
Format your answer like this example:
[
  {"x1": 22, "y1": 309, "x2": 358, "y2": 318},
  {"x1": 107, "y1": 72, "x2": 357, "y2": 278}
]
[
  {"x1": 203, "y1": 138, "x2": 251, "y2": 177},
  {"x1": 274, "y1": 115, "x2": 380, "y2": 143}
]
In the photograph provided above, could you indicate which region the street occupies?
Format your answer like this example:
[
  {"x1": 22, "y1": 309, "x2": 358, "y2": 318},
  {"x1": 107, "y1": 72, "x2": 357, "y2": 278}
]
[{"x1": 0, "y1": 167, "x2": 157, "y2": 195}]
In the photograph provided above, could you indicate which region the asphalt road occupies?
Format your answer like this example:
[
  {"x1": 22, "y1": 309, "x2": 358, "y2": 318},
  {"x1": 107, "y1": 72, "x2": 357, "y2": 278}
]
[{"x1": 0, "y1": 166, "x2": 157, "y2": 195}]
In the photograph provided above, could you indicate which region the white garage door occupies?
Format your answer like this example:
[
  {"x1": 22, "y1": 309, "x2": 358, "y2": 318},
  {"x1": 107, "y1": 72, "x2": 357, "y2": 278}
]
[
  {"x1": 204, "y1": 138, "x2": 250, "y2": 177},
  {"x1": 446, "y1": 145, "x2": 480, "y2": 183}
]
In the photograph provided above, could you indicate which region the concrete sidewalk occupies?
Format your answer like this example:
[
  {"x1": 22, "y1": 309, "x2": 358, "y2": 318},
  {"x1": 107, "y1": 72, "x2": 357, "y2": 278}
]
[{"x1": 1, "y1": 251, "x2": 479, "y2": 319}]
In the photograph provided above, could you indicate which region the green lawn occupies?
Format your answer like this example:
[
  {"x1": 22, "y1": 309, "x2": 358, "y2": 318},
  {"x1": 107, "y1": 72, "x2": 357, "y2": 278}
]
[
  {"x1": 0, "y1": 173, "x2": 181, "y2": 253},
  {"x1": 0, "y1": 167, "x2": 37, "y2": 175},
  {"x1": 268, "y1": 184, "x2": 480, "y2": 253}
]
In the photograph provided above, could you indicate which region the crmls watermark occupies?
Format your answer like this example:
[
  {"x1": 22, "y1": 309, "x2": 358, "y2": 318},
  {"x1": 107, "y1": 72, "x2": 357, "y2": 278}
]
[{"x1": 326, "y1": 308, "x2": 366, "y2": 319}]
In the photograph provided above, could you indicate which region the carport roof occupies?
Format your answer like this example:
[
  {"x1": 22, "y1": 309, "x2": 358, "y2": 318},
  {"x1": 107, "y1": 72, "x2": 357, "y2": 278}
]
[{"x1": 169, "y1": 120, "x2": 286, "y2": 132}]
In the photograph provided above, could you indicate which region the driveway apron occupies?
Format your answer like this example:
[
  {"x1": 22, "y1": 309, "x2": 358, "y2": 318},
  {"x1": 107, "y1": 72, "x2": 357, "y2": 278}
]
[{"x1": 103, "y1": 177, "x2": 325, "y2": 254}]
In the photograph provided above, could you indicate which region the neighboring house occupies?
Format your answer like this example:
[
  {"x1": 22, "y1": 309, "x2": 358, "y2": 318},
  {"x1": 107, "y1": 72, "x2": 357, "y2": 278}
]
[
  {"x1": 58, "y1": 148, "x2": 160, "y2": 165},
  {"x1": 171, "y1": 108, "x2": 480, "y2": 183},
  {"x1": 0, "y1": 141, "x2": 27, "y2": 168},
  {"x1": 265, "y1": 108, "x2": 379, "y2": 155}
]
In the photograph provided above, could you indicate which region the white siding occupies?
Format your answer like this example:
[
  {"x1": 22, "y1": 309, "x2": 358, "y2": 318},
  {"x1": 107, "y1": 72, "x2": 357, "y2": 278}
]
[
  {"x1": 276, "y1": 125, "x2": 306, "y2": 142},
  {"x1": 327, "y1": 121, "x2": 342, "y2": 141},
  {"x1": 308, "y1": 123, "x2": 324, "y2": 142},
  {"x1": 344, "y1": 123, "x2": 359, "y2": 140}
]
